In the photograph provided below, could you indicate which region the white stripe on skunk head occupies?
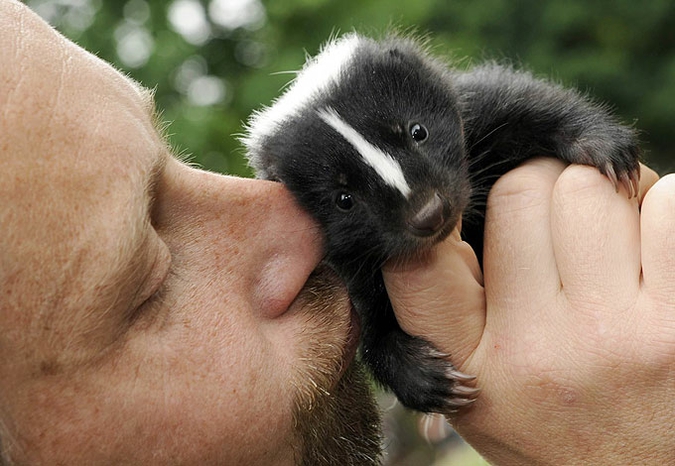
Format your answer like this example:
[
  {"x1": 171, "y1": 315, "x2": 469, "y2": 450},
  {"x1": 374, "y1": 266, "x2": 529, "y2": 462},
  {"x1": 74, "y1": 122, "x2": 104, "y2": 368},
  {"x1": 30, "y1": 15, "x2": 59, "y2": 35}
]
[
  {"x1": 317, "y1": 107, "x2": 412, "y2": 198},
  {"x1": 242, "y1": 33, "x2": 366, "y2": 155}
]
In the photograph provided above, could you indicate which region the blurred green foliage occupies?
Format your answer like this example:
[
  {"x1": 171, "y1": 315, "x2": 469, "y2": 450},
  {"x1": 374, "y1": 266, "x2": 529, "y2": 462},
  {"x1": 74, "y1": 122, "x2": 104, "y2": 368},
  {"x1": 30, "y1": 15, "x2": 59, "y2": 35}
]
[{"x1": 27, "y1": 0, "x2": 675, "y2": 177}]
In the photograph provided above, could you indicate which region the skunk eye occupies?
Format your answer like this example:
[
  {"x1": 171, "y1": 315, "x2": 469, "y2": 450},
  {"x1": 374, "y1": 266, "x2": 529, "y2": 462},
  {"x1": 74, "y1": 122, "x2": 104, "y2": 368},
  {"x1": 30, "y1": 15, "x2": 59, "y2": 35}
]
[
  {"x1": 410, "y1": 123, "x2": 429, "y2": 143},
  {"x1": 335, "y1": 192, "x2": 354, "y2": 211}
]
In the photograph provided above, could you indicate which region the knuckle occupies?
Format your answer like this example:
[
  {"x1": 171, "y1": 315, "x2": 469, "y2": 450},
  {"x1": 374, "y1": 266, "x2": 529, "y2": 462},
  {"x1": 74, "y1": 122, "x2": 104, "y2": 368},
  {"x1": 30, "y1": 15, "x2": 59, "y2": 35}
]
[
  {"x1": 489, "y1": 159, "x2": 564, "y2": 211},
  {"x1": 644, "y1": 173, "x2": 675, "y2": 210},
  {"x1": 554, "y1": 164, "x2": 612, "y2": 198}
]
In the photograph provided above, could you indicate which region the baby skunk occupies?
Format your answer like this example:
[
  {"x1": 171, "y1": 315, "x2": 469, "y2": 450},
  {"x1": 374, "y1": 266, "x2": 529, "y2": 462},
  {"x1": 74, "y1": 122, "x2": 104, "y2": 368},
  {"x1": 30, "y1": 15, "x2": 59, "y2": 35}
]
[{"x1": 242, "y1": 33, "x2": 640, "y2": 414}]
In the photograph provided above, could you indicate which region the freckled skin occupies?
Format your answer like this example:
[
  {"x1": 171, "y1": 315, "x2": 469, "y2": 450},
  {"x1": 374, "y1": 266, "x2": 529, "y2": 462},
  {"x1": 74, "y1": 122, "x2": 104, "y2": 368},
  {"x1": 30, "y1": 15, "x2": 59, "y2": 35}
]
[{"x1": 245, "y1": 33, "x2": 640, "y2": 414}]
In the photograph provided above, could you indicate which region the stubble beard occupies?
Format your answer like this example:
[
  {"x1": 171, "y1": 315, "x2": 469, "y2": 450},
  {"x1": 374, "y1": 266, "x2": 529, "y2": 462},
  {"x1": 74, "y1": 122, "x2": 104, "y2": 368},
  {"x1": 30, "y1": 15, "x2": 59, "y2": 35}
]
[{"x1": 289, "y1": 266, "x2": 382, "y2": 466}]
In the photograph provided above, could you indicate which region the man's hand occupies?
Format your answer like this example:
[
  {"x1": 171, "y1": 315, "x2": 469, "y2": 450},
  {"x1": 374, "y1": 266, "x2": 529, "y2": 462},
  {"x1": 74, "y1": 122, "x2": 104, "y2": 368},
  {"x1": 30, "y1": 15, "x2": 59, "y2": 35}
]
[{"x1": 384, "y1": 158, "x2": 675, "y2": 465}]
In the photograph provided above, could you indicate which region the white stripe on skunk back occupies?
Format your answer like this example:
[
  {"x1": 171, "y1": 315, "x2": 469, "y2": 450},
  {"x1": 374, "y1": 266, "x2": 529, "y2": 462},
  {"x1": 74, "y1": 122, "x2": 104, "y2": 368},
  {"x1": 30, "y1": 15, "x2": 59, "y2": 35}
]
[
  {"x1": 317, "y1": 107, "x2": 412, "y2": 198},
  {"x1": 242, "y1": 33, "x2": 366, "y2": 154}
]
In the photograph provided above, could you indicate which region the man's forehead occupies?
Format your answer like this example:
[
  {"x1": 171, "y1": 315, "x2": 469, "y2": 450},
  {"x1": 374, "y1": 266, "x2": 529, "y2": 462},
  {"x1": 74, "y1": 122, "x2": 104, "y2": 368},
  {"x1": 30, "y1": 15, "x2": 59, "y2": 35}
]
[{"x1": 0, "y1": 3, "x2": 153, "y2": 124}]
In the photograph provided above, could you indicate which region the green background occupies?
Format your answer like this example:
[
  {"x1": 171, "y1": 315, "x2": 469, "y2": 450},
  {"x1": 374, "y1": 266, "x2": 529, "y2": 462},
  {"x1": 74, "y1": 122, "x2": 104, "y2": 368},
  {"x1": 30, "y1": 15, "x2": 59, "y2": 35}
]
[{"x1": 30, "y1": 0, "x2": 675, "y2": 176}]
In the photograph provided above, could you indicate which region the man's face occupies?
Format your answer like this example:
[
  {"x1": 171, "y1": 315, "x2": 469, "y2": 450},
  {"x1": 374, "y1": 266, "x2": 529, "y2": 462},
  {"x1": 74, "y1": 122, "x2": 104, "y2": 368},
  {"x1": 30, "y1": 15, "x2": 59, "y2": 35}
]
[{"x1": 0, "y1": 2, "x2": 380, "y2": 464}]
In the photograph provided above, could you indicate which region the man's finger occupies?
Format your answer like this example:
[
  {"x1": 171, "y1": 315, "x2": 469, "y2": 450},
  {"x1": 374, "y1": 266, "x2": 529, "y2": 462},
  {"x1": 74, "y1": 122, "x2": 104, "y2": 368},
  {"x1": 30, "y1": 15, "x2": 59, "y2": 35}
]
[
  {"x1": 638, "y1": 163, "x2": 659, "y2": 205},
  {"x1": 641, "y1": 173, "x2": 675, "y2": 298},
  {"x1": 551, "y1": 165, "x2": 642, "y2": 307},
  {"x1": 483, "y1": 158, "x2": 565, "y2": 318},
  {"x1": 383, "y1": 232, "x2": 485, "y2": 367}
]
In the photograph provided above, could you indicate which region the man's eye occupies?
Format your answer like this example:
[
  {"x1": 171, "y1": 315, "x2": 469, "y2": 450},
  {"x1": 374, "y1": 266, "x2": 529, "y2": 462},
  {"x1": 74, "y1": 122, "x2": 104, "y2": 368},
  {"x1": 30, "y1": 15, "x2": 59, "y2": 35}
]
[
  {"x1": 136, "y1": 281, "x2": 168, "y2": 315},
  {"x1": 132, "y1": 235, "x2": 172, "y2": 318}
]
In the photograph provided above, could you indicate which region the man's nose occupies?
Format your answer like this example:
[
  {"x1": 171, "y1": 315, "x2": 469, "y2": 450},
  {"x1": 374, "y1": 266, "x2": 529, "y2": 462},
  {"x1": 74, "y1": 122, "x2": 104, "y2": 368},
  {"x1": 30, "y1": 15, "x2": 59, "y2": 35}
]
[{"x1": 169, "y1": 168, "x2": 325, "y2": 318}]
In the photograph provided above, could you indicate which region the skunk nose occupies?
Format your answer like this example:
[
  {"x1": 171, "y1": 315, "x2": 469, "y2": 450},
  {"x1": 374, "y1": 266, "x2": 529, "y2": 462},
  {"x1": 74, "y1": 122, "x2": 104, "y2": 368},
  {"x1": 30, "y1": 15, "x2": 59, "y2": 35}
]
[{"x1": 407, "y1": 193, "x2": 447, "y2": 237}]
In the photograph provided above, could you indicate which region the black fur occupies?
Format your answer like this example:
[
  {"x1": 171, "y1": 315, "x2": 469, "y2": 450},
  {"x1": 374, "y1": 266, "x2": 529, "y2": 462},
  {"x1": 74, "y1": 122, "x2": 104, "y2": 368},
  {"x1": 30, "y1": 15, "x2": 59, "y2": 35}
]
[{"x1": 243, "y1": 34, "x2": 640, "y2": 414}]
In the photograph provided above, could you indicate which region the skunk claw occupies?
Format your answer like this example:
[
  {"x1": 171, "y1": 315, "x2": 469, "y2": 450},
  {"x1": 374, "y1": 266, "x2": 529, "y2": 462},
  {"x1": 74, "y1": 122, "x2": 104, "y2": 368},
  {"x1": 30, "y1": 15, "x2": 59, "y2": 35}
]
[
  {"x1": 447, "y1": 369, "x2": 477, "y2": 382},
  {"x1": 452, "y1": 384, "x2": 481, "y2": 397}
]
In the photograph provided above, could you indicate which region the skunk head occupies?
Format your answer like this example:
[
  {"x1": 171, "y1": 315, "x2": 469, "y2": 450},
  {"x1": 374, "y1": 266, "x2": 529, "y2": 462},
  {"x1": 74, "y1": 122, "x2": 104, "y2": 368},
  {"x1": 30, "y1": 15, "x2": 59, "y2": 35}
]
[{"x1": 243, "y1": 34, "x2": 470, "y2": 260}]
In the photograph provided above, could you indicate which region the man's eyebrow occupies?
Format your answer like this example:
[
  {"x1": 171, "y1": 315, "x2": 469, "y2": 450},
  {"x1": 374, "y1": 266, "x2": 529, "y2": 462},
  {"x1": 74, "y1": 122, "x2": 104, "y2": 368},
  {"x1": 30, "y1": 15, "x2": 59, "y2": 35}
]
[
  {"x1": 144, "y1": 148, "x2": 168, "y2": 211},
  {"x1": 137, "y1": 85, "x2": 170, "y2": 144},
  {"x1": 125, "y1": 74, "x2": 156, "y2": 118},
  {"x1": 124, "y1": 76, "x2": 172, "y2": 149},
  {"x1": 124, "y1": 80, "x2": 171, "y2": 209}
]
